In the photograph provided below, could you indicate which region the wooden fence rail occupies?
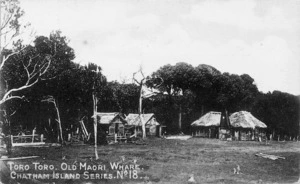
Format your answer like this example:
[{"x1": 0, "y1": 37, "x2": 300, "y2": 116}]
[{"x1": 11, "y1": 134, "x2": 45, "y2": 147}]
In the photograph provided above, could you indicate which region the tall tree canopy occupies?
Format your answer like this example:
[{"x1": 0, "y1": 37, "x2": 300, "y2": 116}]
[{"x1": 146, "y1": 62, "x2": 262, "y2": 133}]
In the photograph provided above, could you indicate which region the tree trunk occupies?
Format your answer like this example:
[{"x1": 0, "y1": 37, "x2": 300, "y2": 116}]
[
  {"x1": 93, "y1": 93, "x2": 99, "y2": 160},
  {"x1": 178, "y1": 105, "x2": 182, "y2": 131},
  {"x1": 139, "y1": 88, "x2": 146, "y2": 139},
  {"x1": 225, "y1": 109, "x2": 230, "y2": 128},
  {"x1": 53, "y1": 99, "x2": 64, "y2": 144}
]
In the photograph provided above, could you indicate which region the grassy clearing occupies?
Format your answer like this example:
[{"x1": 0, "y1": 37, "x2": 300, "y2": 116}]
[{"x1": 1, "y1": 138, "x2": 299, "y2": 184}]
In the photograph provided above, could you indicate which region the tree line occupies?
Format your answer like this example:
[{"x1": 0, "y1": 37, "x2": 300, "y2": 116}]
[
  {"x1": 0, "y1": 0, "x2": 299, "y2": 141},
  {"x1": 0, "y1": 31, "x2": 299, "y2": 140}
]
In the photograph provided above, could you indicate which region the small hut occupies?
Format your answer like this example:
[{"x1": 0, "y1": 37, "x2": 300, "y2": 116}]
[
  {"x1": 229, "y1": 111, "x2": 267, "y2": 141},
  {"x1": 125, "y1": 113, "x2": 161, "y2": 137},
  {"x1": 96, "y1": 112, "x2": 127, "y2": 137},
  {"x1": 191, "y1": 111, "x2": 221, "y2": 138}
]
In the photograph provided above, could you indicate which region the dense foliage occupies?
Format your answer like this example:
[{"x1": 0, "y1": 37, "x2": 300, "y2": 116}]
[
  {"x1": 1, "y1": 36, "x2": 299, "y2": 139},
  {"x1": 1, "y1": 37, "x2": 299, "y2": 139},
  {"x1": 0, "y1": 1, "x2": 299, "y2": 140}
]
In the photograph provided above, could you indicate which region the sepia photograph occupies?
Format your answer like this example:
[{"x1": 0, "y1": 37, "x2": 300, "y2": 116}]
[{"x1": 0, "y1": 0, "x2": 300, "y2": 183}]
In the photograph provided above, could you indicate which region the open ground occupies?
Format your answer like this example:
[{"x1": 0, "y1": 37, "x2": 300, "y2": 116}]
[{"x1": 1, "y1": 138, "x2": 299, "y2": 184}]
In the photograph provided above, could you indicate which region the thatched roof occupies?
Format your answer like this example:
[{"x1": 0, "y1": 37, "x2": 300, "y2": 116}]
[
  {"x1": 96, "y1": 112, "x2": 126, "y2": 125},
  {"x1": 191, "y1": 111, "x2": 221, "y2": 127},
  {"x1": 125, "y1": 113, "x2": 159, "y2": 126},
  {"x1": 229, "y1": 111, "x2": 267, "y2": 129}
]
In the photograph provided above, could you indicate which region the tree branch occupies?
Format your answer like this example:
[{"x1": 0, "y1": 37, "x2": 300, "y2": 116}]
[
  {"x1": 1, "y1": 95, "x2": 25, "y2": 103},
  {"x1": 0, "y1": 46, "x2": 26, "y2": 71},
  {"x1": 41, "y1": 96, "x2": 55, "y2": 103},
  {"x1": 0, "y1": 77, "x2": 38, "y2": 105},
  {"x1": 0, "y1": 27, "x2": 14, "y2": 36},
  {"x1": 39, "y1": 55, "x2": 51, "y2": 76},
  {"x1": 0, "y1": 11, "x2": 14, "y2": 31}
]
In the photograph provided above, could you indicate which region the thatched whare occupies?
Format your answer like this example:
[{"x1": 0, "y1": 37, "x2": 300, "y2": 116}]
[
  {"x1": 125, "y1": 113, "x2": 162, "y2": 137},
  {"x1": 96, "y1": 112, "x2": 127, "y2": 137},
  {"x1": 229, "y1": 111, "x2": 267, "y2": 141},
  {"x1": 191, "y1": 111, "x2": 221, "y2": 138}
]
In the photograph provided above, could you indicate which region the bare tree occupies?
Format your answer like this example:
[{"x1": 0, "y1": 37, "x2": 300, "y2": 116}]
[
  {"x1": 133, "y1": 67, "x2": 163, "y2": 139},
  {"x1": 1, "y1": 0, "x2": 32, "y2": 70},
  {"x1": 41, "y1": 96, "x2": 64, "y2": 144},
  {"x1": 92, "y1": 83, "x2": 99, "y2": 160},
  {"x1": 133, "y1": 67, "x2": 147, "y2": 139},
  {"x1": 85, "y1": 63, "x2": 104, "y2": 160},
  {"x1": 0, "y1": 0, "x2": 50, "y2": 106},
  {"x1": 0, "y1": 54, "x2": 52, "y2": 105}
]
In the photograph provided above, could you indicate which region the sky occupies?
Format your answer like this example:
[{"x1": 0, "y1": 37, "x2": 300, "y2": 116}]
[{"x1": 20, "y1": 0, "x2": 300, "y2": 95}]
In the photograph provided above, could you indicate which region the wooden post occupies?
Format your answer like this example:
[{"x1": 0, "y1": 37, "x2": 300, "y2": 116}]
[
  {"x1": 42, "y1": 97, "x2": 64, "y2": 144},
  {"x1": 139, "y1": 86, "x2": 146, "y2": 139},
  {"x1": 178, "y1": 105, "x2": 182, "y2": 131},
  {"x1": 93, "y1": 92, "x2": 99, "y2": 160},
  {"x1": 159, "y1": 126, "x2": 162, "y2": 137},
  {"x1": 53, "y1": 100, "x2": 64, "y2": 144},
  {"x1": 32, "y1": 128, "x2": 36, "y2": 143},
  {"x1": 10, "y1": 135, "x2": 13, "y2": 146}
]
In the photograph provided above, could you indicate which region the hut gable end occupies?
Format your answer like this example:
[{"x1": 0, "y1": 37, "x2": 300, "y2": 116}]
[
  {"x1": 125, "y1": 113, "x2": 159, "y2": 126},
  {"x1": 96, "y1": 112, "x2": 126, "y2": 125}
]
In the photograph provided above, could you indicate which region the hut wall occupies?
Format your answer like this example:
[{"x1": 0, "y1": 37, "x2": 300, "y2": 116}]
[
  {"x1": 117, "y1": 124, "x2": 125, "y2": 136},
  {"x1": 210, "y1": 127, "x2": 218, "y2": 138},
  {"x1": 158, "y1": 126, "x2": 167, "y2": 137},
  {"x1": 234, "y1": 129, "x2": 254, "y2": 141},
  {"x1": 146, "y1": 118, "x2": 159, "y2": 136},
  {"x1": 192, "y1": 127, "x2": 207, "y2": 137},
  {"x1": 233, "y1": 130, "x2": 239, "y2": 140},
  {"x1": 146, "y1": 124, "x2": 157, "y2": 136},
  {"x1": 232, "y1": 128, "x2": 266, "y2": 141},
  {"x1": 219, "y1": 128, "x2": 231, "y2": 140},
  {"x1": 254, "y1": 128, "x2": 267, "y2": 141},
  {"x1": 136, "y1": 127, "x2": 143, "y2": 136},
  {"x1": 108, "y1": 124, "x2": 115, "y2": 135},
  {"x1": 108, "y1": 122, "x2": 126, "y2": 136},
  {"x1": 150, "y1": 124, "x2": 156, "y2": 135},
  {"x1": 193, "y1": 127, "x2": 218, "y2": 138}
]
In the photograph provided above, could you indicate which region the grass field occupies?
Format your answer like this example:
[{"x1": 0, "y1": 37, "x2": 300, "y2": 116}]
[{"x1": 1, "y1": 138, "x2": 299, "y2": 184}]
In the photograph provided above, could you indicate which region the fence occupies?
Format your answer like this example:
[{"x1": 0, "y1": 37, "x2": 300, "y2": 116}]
[{"x1": 11, "y1": 134, "x2": 45, "y2": 147}]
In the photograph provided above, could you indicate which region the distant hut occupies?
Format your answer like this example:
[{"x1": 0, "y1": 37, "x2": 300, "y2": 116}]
[
  {"x1": 125, "y1": 113, "x2": 161, "y2": 137},
  {"x1": 191, "y1": 111, "x2": 221, "y2": 138},
  {"x1": 96, "y1": 112, "x2": 127, "y2": 137},
  {"x1": 229, "y1": 111, "x2": 267, "y2": 141}
]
